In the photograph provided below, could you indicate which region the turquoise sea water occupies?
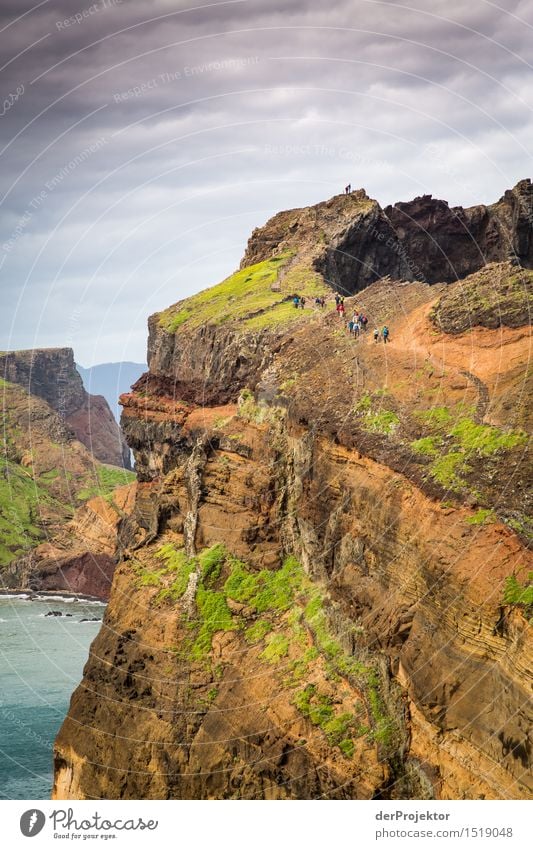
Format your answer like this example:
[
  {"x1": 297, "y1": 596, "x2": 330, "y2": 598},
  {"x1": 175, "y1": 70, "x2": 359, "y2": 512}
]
[{"x1": 0, "y1": 595, "x2": 103, "y2": 800}]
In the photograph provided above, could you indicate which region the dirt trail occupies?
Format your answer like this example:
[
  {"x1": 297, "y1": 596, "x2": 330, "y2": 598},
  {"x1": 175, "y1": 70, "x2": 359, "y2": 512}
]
[{"x1": 373, "y1": 298, "x2": 531, "y2": 386}]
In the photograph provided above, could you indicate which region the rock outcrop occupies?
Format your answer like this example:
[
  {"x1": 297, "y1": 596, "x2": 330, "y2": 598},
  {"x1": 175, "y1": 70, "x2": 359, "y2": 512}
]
[
  {"x1": 0, "y1": 348, "x2": 131, "y2": 468},
  {"x1": 53, "y1": 184, "x2": 532, "y2": 800},
  {"x1": 0, "y1": 375, "x2": 135, "y2": 595},
  {"x1": 6, "y1": 484, "x2": 136, "y2": 600},
  {"x1": 242, "y1": 179, "x2": 533, "y2": 292}
]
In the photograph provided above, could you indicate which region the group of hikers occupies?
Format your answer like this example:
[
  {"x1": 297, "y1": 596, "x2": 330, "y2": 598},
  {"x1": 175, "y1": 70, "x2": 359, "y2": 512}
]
[
  {"x1": 292, "y1": 290, "x2": 390, "y2": 344},
  {"x1": 293, "y1": 294, "x2": 328, "y2": 309}
]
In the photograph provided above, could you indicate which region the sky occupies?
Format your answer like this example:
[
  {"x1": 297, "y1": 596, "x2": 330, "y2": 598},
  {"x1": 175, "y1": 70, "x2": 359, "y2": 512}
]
[{"x1": 1, "y1": 0, "x2": 532, "y2": 366}]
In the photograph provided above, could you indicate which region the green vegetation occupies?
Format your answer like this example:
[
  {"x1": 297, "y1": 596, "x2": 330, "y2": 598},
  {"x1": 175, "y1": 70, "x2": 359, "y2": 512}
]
[
  {"x1": 213, "y1": 415, "x2": 232, "y2": 430},
  {"x1": 503, "y1": 573, "x2": 533, "y2": 618},
  {"x1": 159, "y1": 255, "x2": 295, "y2": 332},
  {"x1": 293, "y1": 685, "x2": 362, "y2": 754},
  {"x1": 355, "y1": 392, "x2": 372, "y2": 412},
  {"x1": 365, "y1": 409, "x2": 400, "y2": 435},
  {"x1": 466, "y1": 508, "x2": 496, "y2": 526},
  {"x1": 244, "y1": 619, "x2": 273, "y2": 644},
  {"x1": 0, "y1": 379, "x2": 135, "y2": 568},
  {"x1": 505, "y1": 515, "x2": 533, "y2": 542},
  {"x1": 198, "y1": 543, "x2": 226, "y2": 585},
  {"x1": 414, "y1": 406, "x2": 453, "y2": 429},
  {"x1": 354, "y1": 393, "x2": 400, "y2": 436},
  {"x1": 260, "y1": 633, "x2": 289, "y2": 663},
  {"x1": 294, "y1": 686, "x2": 334, "y2": 728},
  {"x1": 429, "y1": 451, "x2": 470, "y2": 489},
  {"x1": 280, "y1": 375, "x2": 297, "y2": 392},
  {"x1": 153, "y1": 544, "x2": 196, "y2": 601},
  {"x1": 76, "y1": 464, "x2": 135, "y2": 502},
  {"x1": 411, "y1": 436, "x2": 442, "y2": 456},
  {"x1": 450, "y1": 419, "x2": 527, "y2": 456},
  {"x1": 147, "y1": 543, "x2": 398, "y2": 754},
  {"x1": 302, "y1": 588, "x2": 396, "y2": 747},
  {"x1": 224, "y1": 554, "x2": 303, "y2": 613},
  {"x1": 0, "y1": 458, "x2": 49, "y2": 564},
  {"x1": 192, "y1": 588, "x2": 236, "y2": 660},
  {"x1": 38, "y1": 468, "x2": 60, "y2": 483},
  {"x1": 411, "y1": 406, "x2": 527, "y2": 492},
  {"x1": 339, "y1": 738, "x2": 355, "y2": 758},
  {"x1": 243, "y1": 300, "x2": 304, "y2": 331},
  {"x1": 157, "y1": 250, "x2": 331, "y2": 333}
]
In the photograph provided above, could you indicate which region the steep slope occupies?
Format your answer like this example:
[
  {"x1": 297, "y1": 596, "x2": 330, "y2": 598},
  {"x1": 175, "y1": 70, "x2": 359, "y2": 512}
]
[
  {"x1": 76, "y1": 361, "x2": 146, "y2": 422},
  {"x1": 0, "y1": 348, "x2": 131, "y2": 468},
  {"x1": 53, "y1": 185, "x2": 532, "y2": 800},
  {"x1": 0, "y1": 376, "x2": 135, "y2": 596}
]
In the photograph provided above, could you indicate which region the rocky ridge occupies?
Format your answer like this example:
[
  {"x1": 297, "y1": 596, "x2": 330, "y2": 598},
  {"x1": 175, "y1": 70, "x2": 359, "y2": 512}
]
[
  {"x1": 0, "y1": 372, "x2": 135, "y2": 597},
  {"x1": 53, "y1": 183, "x2": 532, "y2": 799},
  {"x1": 0, "y1": 347, "x2": 131, "y2": 468}
]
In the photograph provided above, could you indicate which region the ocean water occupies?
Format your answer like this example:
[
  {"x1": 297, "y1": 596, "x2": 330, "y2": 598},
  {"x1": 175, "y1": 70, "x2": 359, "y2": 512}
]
[{"x1": 0, "y1": 595, "x2": 104, "y2": 800}]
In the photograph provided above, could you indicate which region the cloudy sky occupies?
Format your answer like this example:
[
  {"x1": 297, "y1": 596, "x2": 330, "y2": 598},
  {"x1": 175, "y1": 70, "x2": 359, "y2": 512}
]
[{"x1": 1, "y1": 0, "x2": 532, "y2": 365}]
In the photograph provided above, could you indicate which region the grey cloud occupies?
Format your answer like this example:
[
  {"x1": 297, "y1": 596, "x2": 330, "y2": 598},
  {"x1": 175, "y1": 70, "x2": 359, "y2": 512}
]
[{"x1": 1, "y1": 0, "x2": 531, "y2": 364}]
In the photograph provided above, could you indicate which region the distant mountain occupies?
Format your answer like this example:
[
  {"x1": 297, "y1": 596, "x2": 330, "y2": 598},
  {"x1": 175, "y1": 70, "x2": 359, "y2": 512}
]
[
  {"x1": 1, "y1": 348, "x2": 131, "y2": 469},
  {"x1": 76, "y1": 361, "x2": 146, "y2": 422}
]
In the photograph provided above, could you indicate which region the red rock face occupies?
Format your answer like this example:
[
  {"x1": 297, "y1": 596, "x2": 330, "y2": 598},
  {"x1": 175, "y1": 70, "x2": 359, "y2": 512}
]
[
  {"x1": 37, "y1": 551, "x2": 116, "y2": 600},
  {"x1": 0, "y1": 347, "x2": 130, "y2": 468},
  {"x1": 5, "y1": 485, "x2": 137, "y2": 601},
  {"x1": 66, "y1": 393, "x2": 130, "y2": 469}
]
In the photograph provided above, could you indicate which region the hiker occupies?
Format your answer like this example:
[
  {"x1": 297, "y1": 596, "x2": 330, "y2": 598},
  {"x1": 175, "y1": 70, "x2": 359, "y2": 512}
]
[
  {"x1": 348, "y1": 319, "x2": 354, "y2": 335},
  {"x1": 373, "y1": 327, "x2": 380, "y2": 343},
  {"x1": 382, "y1": 325, "x2": 389, "y2": 343},
  {"x1": 300, "y1": 296, "x2": 306, "y2": 309},
  {"x1": 334, "y1": 293, "x2": 341, "y2": 306},
  {"x1": 353, "y1": 320, "x2": 361, "y2": 338},
  {"x1": 293, "y1": 295, "x2": 300, "y2": 309},
  {"x1": 362, "y1": 314, "x2": 368, "y2": 330},
  {"x1": 315, "y1": 296, "x2": 321, "y2": 307},
  {"x1": 320, "y1": 296, "x2": 326, "y2": 308},
  {"x1": 345, "y1": 185, "x2": 350, "y2": 194},
  {"x1": 339, "y1": 302, "x2": 345, "y2": 318}
]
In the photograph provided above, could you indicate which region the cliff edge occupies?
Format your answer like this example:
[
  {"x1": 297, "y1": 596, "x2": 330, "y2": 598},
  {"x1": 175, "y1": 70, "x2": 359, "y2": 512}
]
[
  {"x1": 0, "y1": 347, "x2": 131, "y2": 469},
  {"x1": 53, "y1": 183, "x2": 532, "y2": 799}
]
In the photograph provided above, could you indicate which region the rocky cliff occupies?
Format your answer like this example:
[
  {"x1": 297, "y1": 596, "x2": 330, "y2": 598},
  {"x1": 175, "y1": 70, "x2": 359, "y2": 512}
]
[
  {"x1": 0, "y1": 374, "x2": 135, "y2": 596},
  {"x1": 53, "y1": 184, "x2": 532, "y2": 800},
  {"x1": 0, "y1": 348, "x2": 131, "y2": 469},
  {"x1": 241, "y1": 179, "x2": 533, "y2": 291}
]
